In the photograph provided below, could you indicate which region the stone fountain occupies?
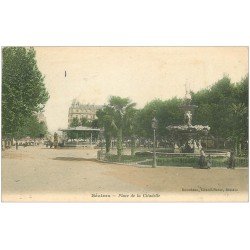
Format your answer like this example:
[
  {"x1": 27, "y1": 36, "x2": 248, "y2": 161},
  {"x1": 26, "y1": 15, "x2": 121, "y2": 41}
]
[{"x1": 166, "y1": 87, "x2": 210, "y2": 153}]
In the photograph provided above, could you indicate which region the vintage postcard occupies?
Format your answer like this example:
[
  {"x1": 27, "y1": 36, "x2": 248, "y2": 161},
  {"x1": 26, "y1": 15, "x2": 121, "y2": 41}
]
[{"x1": 1, "y1": 46, "x2": 248, "y2": 202}]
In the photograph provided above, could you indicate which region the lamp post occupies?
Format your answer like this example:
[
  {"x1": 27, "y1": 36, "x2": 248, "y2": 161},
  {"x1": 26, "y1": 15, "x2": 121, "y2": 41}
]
[
  {"x1": 98, "y1": 127, "x2": 105, "y2": 160},
  {"x1": 152, "y1": 117, "x2": 158, "y2": 168},
  {"x1": 100, "y1": 128, "x2": 104, "y2": 153}
]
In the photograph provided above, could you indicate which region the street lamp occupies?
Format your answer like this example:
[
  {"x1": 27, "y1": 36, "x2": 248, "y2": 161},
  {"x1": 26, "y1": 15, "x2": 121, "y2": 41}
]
[
  {"x1": 97, "y1": 127, "x2": 105, "y2": 160},
  {"x1": 100, "y1": 127, "x2": 105, "y2": 153},
  {"x1": 152, "y1": 117, "x2": 158, "y2": 168}
]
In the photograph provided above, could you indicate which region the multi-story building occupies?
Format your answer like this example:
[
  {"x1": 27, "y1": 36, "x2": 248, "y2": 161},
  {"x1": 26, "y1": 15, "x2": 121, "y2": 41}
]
[{"x1": 68, "y1": 99, "x2": 102, "y2": 126}]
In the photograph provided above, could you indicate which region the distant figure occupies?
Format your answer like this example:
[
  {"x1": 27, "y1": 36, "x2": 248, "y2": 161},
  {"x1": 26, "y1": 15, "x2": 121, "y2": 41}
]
[
  {"x1": 198, "y1": 149, "x2": 206, "y2": 168},
  {"x1": 48, "y1": 140, "x2": 53, "y2": 148},
  {"x1": 174, "y1": 143, "x2": 181, "y2": 153},
  {"x1": 197, "y1": 140, "x2": 202, "y2": 150},
  {"x1": 180, "y1": 144, "x2": 185, "y2": 153},
  {"x1": 54, "y1": 132, "x2": 58, "y2": 149},
  {"x1": 184, "y1": 111, "x2": 192, "y2": 126},
  {"x1": 188, "y1": 139, "x2": 194, "y2": 151},
  {"x1": 207, "y1": 154, "x2": 212, "y2": 168},
  {"x1": 228, "y1": 151, "x2": 236, "y2": 169}
]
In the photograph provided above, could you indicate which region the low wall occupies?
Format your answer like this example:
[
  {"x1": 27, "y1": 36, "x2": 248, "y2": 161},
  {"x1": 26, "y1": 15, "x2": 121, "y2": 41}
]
[{"x1": 135, "y1": 151, "x2": 228, "y2": 158}]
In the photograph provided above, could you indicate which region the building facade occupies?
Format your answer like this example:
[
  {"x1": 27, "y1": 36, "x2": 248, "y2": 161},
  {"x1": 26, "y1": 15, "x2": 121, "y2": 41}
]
[{"x1": 68, "y1": 99, "x2": 102, "y2": 126}]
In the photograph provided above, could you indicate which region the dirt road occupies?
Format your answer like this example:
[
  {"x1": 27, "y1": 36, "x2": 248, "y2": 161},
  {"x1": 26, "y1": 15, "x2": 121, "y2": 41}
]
[{"x1": 1, "y1": 146, "x2": 248, "y2": 202}]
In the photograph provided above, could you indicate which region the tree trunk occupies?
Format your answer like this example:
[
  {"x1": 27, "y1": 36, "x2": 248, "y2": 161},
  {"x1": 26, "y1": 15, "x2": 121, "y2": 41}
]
[
  {"x1": 117, "y1": 127, "x2": 123, "y2": 161},
  {"x1": 234, "y1": 137, "x2": 238, "y2": 156},
  {"x1": 105, "y1": 133, "x2": 111, "y2": 153},
  {"x1": 131, "y1": 136, "x2": 136, "y2": 156},
  {"x1": 238, "y1": 142, "x2": 242, "y2": 156},
  {"x1": 235, "y1": 137, "x2": 242, "y2": 156}
]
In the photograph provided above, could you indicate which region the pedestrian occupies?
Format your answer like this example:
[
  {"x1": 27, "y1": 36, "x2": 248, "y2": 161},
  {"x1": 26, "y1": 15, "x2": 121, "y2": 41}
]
[
  {"x1": 198, "y1": 148, "x2": 206, "y2": 168},
  {"x1": 54, "y1": 132, "x2": 58, "y2": 149},
  {"x1": 49, "y1": 140, "x2": 53, "y2": 148},
  {"x1": 206, "y1": 154, "x2": 212, "y2": 168},
  {"x1": 228, "y1": 150, "x2": 236, "y2": 169}
]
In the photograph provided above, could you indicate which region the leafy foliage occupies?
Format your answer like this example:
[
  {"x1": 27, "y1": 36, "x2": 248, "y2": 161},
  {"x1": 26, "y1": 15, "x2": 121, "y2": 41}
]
[
  {"x1": 2, "y1": 47, "x2": 49, "y2": 138},
  {"x1": 67, "y1": 117, "x2": 80, "y2": 139},
  {"x1": 97, "y1": 96, "x2": 136, "y2": 158},
  {"x1": 96, "y1": 76, "x2": 248, "y2": 156},
  {"x1": 134, "y1": 98, "x2": 183, "y2": 139},
  {"x1": 17, "y1": 115, "x2": 48, "y2": 139},
  {"x1": 191, "y1": 75, "x2": 248, "y2": 153}
]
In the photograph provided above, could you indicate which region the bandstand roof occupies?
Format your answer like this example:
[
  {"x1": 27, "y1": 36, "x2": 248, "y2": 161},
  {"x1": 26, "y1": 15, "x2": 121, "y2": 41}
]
[{"x1": 59, "y1": 126, "x2": 100, "y2": 132}]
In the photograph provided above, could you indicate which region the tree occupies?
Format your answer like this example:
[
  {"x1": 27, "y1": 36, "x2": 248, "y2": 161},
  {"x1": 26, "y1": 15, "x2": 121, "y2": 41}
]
[
  {"x1": 97, "y1": 96, "x2": 136, "y2": 160},
  {"x1": 134, "y1": 98, "x2": 183, "y2": 140},
  {"x1": 67, "y1": 117, "x2": 80, "y2": 139},
  {"x1": 192, "y1": 76, "x2": 235, "y2": 141},
  {"x1": 80, "y1": 117, "x2": 92, "y2": 127},
  {"x1": 123, "y1": 107, "x2": 138, "y2": 156},
  {"x1": 91, "y1": 119, "x2": 99, "y2": 128},
  {"x1": 2, "y1": 47, "x2": 49, "y2": 139},
  {"x1": 191, "y1": 75, "x2": 248, "y2": 154},
  {"x1": 230, "y1": 76, "x2": 248, "y2": 154},
  {"x1": 18, "y1": 115, "x2": 48, "y2": 140},
  {"x1": 37, "y1": 121, "x2": 48, "y2": 138},
  {"x1": 70, "y1": 117, "x2": 80, "y2": 127},
  {"x1": 96, "y1": 106, "x2": 116, "y2": 153},
  {"x1": 108, "y1": 96, "x2": 136, "y2": 161}
]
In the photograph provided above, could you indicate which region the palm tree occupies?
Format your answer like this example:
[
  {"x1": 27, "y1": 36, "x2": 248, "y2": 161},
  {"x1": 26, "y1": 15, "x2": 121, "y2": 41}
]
[
  {"x1": 96, "y1": 106, "x2": 115, "y2": 153},
  {"x1": 97, "y1": 96, "x2": 136, "y2": 160},
  {"x1": 108, "y1": 96, "x2": 136, "y2": 161},
  {"x1": 229, "y1": 103, "x2": 248, "y2": 155},
  {"x1": 123, "y1": 107, "x2": 138, "y2": 156}
]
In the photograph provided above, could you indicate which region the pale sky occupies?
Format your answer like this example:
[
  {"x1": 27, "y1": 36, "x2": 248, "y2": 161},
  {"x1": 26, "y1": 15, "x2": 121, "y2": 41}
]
[{"x1": 35, "y1": 47, "x2": 248, "y2": 132}]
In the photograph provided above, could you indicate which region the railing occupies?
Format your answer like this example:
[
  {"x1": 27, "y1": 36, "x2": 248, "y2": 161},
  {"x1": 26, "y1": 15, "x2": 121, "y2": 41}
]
[
  {"x1": 98, "y1": 152, "x2": 149, "y2": 164},
  {"x1": 64, "y1": 141, "x2": 97, "y2": 147},
  {"x1": 142, "y1": 156, "x2": 248, "y2": 168},
  {"x1": 98, "y1": 151, "x2": 248, "y2": 168}
]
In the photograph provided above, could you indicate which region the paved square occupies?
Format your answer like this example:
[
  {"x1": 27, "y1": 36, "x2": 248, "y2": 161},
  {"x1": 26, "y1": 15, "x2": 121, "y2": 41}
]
[{"x1": 2, "y1": 147, "x2": 248, "y2": 202}]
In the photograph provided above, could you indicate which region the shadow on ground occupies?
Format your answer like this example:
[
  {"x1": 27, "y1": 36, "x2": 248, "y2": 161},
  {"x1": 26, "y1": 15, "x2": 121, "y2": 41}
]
[{"x1": 53, "y1": 157, "x2": 99, "y2": 162}]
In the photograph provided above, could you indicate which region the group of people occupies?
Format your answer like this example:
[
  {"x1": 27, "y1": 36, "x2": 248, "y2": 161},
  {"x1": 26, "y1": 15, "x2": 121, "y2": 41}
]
[
  {"x1": 46, "y1": 132, "x2": 59, "y2": 149},
  {"x1": 198, "y1": 149, "x2": 236, "y2": 169}
]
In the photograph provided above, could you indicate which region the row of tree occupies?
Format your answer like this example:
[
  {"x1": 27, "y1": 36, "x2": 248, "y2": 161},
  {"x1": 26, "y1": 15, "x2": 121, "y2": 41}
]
[
  {"x1": 95, "y1": 76, "x2": 248, "y2": 157},
  {"x1": 2, "y1": 47, "x2": 49, "y2": 142},
  {"x1": 3, "y1": 47, "x2": 247, "y2": 156},
  {"x1": 192, "y1": 76, "x2": 248, "y2": 155}
]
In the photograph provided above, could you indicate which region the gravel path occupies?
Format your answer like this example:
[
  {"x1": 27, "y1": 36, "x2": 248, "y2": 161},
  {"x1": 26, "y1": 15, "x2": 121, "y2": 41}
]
[{"x1": 2, "y1": 146, "x2": 248, "y2": 202}]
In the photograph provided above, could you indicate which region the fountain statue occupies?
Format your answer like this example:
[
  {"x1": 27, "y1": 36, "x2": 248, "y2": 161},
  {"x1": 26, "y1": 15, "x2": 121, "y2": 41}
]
[
  {"x1": 184, "y1": 110, "x2": 192, "y2": 126},
  {"x1": 166, "y1": 85, "x2": 210, "y2": 153}
]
